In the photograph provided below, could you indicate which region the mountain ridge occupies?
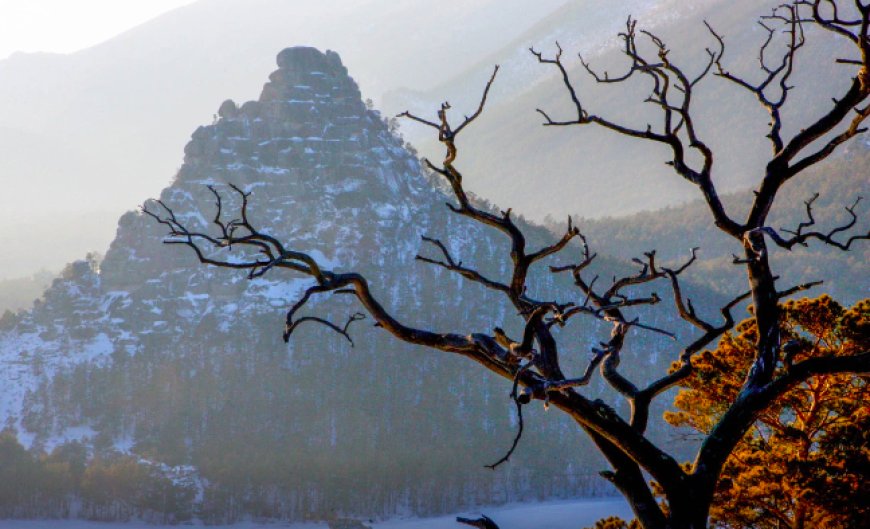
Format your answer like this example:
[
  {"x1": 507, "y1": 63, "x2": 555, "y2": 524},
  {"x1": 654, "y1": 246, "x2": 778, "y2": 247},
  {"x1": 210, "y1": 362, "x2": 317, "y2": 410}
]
[
  {"x1": 2, "y1": 46, "x2": 696, "y2": 521},
  {"x1": 0, "y1": 0, "x2": 705, "y2": 279}
]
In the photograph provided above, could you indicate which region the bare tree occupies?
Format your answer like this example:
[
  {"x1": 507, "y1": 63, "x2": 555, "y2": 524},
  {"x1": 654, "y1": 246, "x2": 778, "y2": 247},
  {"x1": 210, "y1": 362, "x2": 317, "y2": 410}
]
[{"x1": 144, "y1": 2, "x2": 870, "y2": 528}]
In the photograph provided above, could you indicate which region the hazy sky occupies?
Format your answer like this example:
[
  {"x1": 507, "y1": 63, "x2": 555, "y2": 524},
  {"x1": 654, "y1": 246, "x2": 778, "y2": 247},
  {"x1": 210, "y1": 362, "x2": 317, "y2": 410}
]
[{"x1": 0, "y1": 0, "x2": 195, "y2": 60}]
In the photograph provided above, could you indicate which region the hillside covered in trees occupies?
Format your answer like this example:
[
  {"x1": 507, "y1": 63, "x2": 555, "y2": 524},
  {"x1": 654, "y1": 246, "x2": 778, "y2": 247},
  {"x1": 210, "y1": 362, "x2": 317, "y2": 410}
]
[
  {"x1": 0, "y1": 41, "x2": 865, "y2": 526},
  {"x1": 0, "y1": 47, "x2": 715, "y2": 522},
  {"x1": 1, "y1": 1, "x2": 867, "y2": 526},
  {"x1": 565, "y1": 147, "x2": 869, "y2": 304}
]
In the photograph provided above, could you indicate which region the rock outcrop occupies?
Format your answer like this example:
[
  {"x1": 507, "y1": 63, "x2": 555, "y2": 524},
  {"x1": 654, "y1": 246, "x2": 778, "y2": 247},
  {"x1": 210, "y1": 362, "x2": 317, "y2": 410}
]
[{"x1": 0, "y1": 47, "x2": 689, "y2": 521}]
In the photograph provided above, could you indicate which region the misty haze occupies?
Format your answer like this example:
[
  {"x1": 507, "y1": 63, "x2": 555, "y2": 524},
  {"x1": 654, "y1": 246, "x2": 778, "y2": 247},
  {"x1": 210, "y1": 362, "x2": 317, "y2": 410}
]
[{"x1": 0, "y1": 1, "x2": 868, "y2": 529}]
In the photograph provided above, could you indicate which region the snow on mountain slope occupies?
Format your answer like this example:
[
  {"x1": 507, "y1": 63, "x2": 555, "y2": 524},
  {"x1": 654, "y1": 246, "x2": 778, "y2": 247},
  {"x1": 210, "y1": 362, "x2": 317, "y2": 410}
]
[{"x1": 0, "y1": 46, "x2": 715, "y2": 520}]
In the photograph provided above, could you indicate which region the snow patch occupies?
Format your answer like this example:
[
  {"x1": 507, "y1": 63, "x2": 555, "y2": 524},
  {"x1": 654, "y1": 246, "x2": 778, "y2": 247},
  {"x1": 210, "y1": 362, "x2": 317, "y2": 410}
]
[{"x1": 79, "y1": 333, "x2": 114, "y2": 363}]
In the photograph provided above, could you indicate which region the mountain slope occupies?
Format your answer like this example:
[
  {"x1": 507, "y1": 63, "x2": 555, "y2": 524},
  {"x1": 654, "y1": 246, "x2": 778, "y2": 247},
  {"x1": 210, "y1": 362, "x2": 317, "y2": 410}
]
[
  {"x1": 0, "y1": 47, "x2": 723, "y2": 521},
  {"x1": 398, "y1": 0, "x2": 857, "y2": 221},
  {"x1": 568, "y1": 148, "x2": 870, "y2": 305}
]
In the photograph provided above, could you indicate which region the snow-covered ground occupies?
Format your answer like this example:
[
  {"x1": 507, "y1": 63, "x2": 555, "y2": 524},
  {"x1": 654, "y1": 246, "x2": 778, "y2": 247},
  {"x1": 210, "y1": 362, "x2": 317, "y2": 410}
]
[
  {"x1": 0, "y1": 498, "x2": 631, "y2": 529},
  {"x1": 374, "y1": 498, "x2": 632, "y2": 529}
]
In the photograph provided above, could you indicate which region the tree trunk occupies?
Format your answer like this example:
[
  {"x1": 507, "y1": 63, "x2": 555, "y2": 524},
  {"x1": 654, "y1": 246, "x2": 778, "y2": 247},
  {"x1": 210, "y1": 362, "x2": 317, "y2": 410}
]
[{"x1": 745, "y1": 232, "x2": 781, "y2": 388}]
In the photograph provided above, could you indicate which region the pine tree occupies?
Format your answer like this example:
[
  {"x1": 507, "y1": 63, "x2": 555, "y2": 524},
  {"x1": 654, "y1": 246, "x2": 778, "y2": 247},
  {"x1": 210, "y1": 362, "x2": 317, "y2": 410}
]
[{"x1": 665, "y1": 296, "x2": 870, "y2": 529}]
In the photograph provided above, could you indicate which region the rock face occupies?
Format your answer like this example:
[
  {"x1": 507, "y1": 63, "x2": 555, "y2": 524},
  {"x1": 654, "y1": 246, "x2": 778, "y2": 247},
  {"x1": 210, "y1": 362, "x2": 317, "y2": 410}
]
[{"x1": 0, "y1": 47, "x2": 683, "y2": 521}]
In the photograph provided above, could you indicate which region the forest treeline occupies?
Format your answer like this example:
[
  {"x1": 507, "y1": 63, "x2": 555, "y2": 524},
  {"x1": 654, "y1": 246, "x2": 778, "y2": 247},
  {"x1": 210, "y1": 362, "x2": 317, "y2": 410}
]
[
  {"x1": 1, "y1": 138, "x2": 700, "y2": 522},
  {"x1": 3, "y1": 150, "x2": 865, "y2": 526},
  {"x1": 564, "y1": 148, "x2": 870, "y2": 304},
  {"x1": 0, "y1": 425, "x2": 614, "y2": 523},
  {"x1": 2, "y1": 152, "x2": 865, "y2": 524},
  {"x1": 0, "y1": 430, "x2": 194, "y2": 522}
]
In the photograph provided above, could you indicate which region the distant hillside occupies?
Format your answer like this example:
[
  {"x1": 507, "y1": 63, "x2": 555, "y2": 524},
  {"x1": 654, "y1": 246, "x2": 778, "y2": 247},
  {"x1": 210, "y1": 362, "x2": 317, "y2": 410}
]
[
  {"x1": 0, "y1": 270, "x2": 55, "y2": 313},
  {"x1": 400, "y1": 0, "x2": 857, "y2": 221},
  {"x1": 383, "y1": 0, "x2": 701, "y2": 128},
  {"x1": 556, "y1": 148, "x2": 870, "y2": 305},
  {"x1": 382, "y1": 0, "x2": 662, "y2": 125}
]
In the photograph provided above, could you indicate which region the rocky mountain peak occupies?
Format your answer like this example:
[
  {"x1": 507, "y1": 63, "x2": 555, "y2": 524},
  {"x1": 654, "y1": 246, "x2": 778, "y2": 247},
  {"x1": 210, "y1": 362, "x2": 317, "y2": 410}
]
[
  {"x1": 177, "y1": 46, "x2": 411, "y2": 197},
  {"x1": 267, "y1": 46, "x2": 354, "y2": 100},
  {"x1": 0, "y1": 46, "x2": 636, "y2": 521}
]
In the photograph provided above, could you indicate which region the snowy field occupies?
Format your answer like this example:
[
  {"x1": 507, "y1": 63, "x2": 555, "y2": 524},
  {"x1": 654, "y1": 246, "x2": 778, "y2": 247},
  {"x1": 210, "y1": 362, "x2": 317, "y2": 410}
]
[
  {"x1": 0, "y1": 498, "x2": 631, "y2": 529},
  {"x1": 374, "y1": 498, "x2": 632, "y2": 529}
]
